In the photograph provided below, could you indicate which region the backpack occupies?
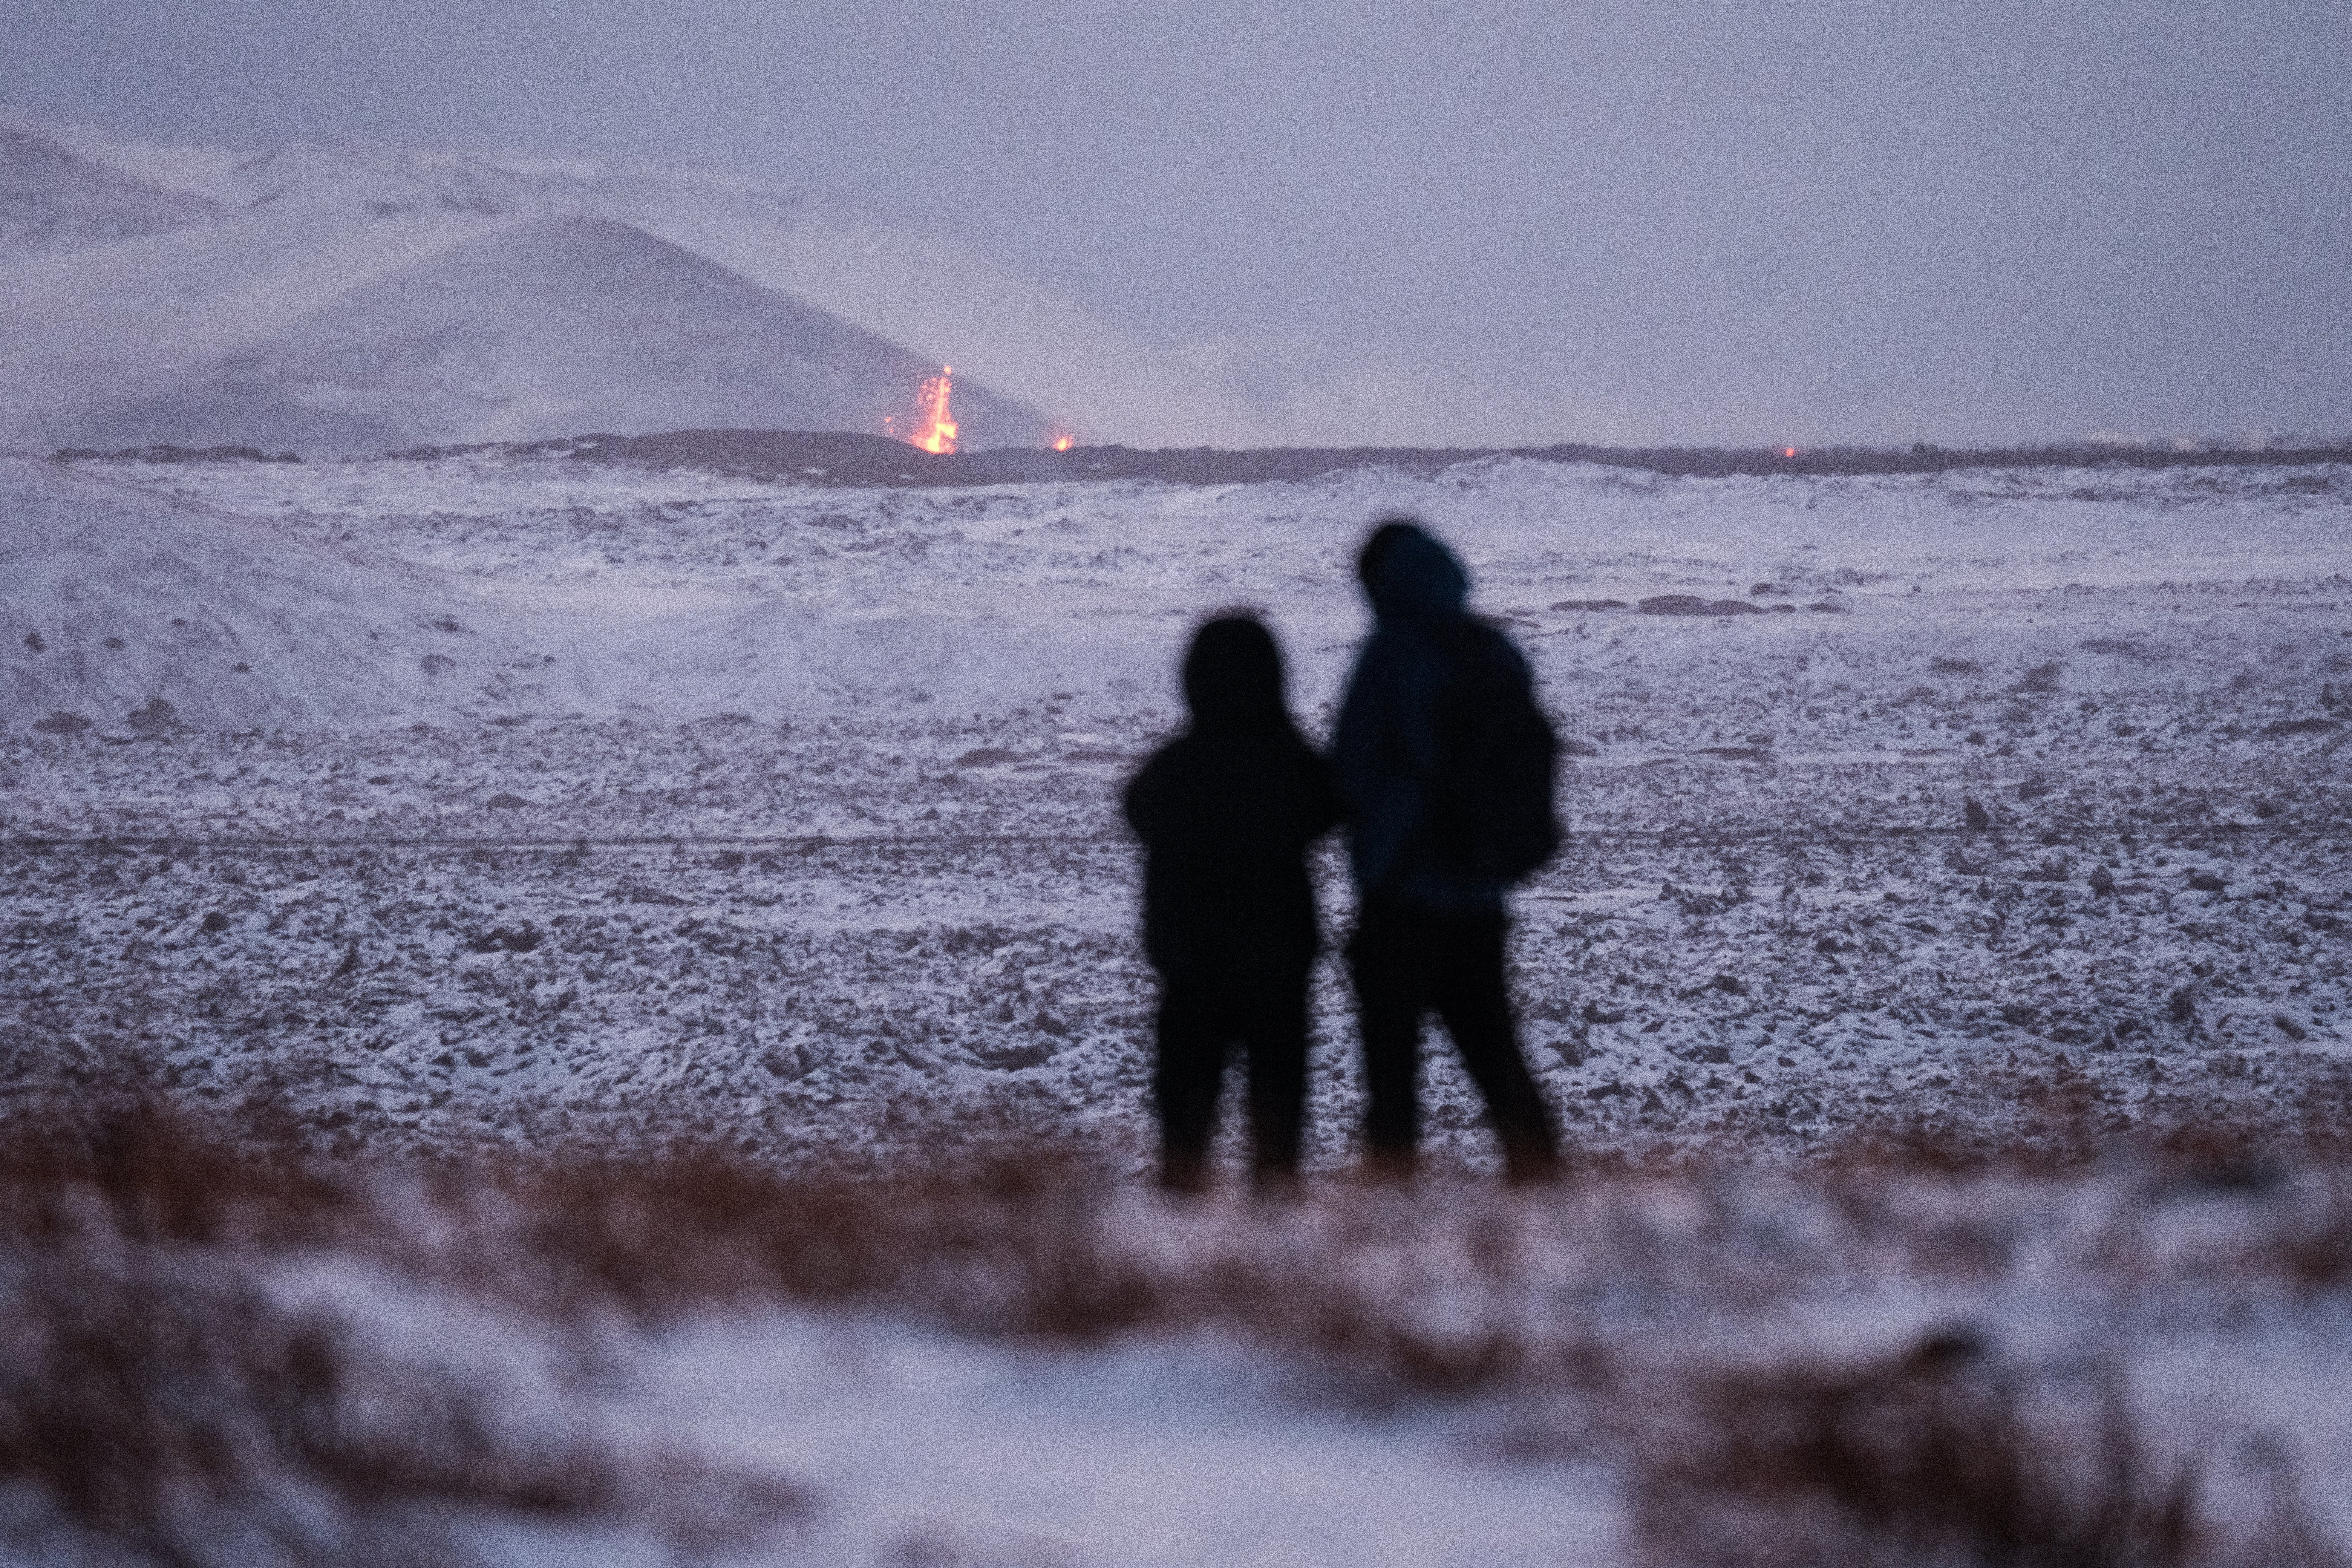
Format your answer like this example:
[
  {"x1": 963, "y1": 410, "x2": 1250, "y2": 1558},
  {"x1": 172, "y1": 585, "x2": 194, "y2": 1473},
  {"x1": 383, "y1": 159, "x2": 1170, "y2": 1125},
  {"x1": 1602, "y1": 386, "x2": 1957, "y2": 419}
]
[{"x1": 1428, "y1": 621, "x2": 1562, "y2": 883}]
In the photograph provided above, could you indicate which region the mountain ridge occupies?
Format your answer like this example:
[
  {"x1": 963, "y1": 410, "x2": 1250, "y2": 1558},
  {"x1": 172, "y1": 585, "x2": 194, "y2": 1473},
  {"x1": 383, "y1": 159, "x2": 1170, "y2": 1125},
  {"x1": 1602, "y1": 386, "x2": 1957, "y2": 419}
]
[
  {"x1": 2, "y1": 115, "x2": 1267, "y2": 446},
  {"x1": 0, "y1": 120, "x2": 220, "y2": 259},
  {"x1": 18, "y1": 214, "x2": 1052, "y2": 456}
]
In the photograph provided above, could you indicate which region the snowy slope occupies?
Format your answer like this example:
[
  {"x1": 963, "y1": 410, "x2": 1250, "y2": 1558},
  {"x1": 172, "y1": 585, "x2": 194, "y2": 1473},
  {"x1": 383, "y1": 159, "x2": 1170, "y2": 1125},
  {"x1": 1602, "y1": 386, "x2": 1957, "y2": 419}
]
[
  {"x1": 0, "y1": 450, "x2": 570, "y2": 730},
  {"x1": 27, "y1": 447, "x2": 2350, "y2": 746},
  {"x1": 0, "y1": 206, "x2": 507, "y2": 402},
  {"x1": 0, "y1": 121, "x2": 1066, "y2": 457},
  {"x1": 542, "y1": 161, "x2": 1270, "y2": 447},
  {"x1": 95, "y1": 447, "x2": 2352, "y2": 734},
  {"x1": 9, "y1": 119, "x2": 1264, "y2": 447},
  {"x1": 26, "y1": 216, "x2": 1053, "y2": 456},
  {"x1": 0, "y1": 450, "x2": 1173, "y2": 733},
  {"x1": 0, "y1": 119, "x2": 218, "y2": 260}
]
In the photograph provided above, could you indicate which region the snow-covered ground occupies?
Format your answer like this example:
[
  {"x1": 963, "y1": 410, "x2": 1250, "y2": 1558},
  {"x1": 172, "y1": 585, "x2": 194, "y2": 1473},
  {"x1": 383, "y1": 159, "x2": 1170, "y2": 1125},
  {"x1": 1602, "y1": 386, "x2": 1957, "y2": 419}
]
[
  {"x1": 598, "y1": 1310, "x2": 1619, "y2": 1568},
  {"x1": 6, "y1": 450, "x2": 2347, "y2": 1170},
  {"x1": 20, "y1": 1137, "x2": 2352, "y2": 1567},
  {"x1": 4, "y1": 447, "x2": 2349, "y2": 1563}
]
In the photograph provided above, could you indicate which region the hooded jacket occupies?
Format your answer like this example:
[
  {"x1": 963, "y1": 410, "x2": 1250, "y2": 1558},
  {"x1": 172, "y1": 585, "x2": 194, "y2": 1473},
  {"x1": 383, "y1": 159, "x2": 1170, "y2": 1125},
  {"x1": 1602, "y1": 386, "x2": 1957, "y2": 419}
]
[
  {"x1": 1332, "y1": 525, "x2": 1535, "y2": 913},
  {"x1": 1122, "y1": 617, "x2": 1338, "y2": 980}
]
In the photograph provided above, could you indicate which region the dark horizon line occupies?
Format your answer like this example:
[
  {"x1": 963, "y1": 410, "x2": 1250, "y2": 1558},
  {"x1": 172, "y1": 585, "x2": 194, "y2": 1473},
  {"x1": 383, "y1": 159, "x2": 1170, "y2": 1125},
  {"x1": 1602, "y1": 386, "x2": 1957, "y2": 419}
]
[{"x1": 51, "y1": 431, "x2": 2352, "y2": 488}]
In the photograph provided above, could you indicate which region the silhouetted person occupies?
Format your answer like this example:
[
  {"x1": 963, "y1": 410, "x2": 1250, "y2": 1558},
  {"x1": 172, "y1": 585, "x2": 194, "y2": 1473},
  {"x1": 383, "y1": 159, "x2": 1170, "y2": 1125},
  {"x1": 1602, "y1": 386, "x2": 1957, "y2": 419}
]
[
  {"x1": 1124, "y1": 615, "x2": 1338, "y2": 1192},
  {"x1": 1332, "y1": 520, "x2": 1563, "y2": 1183}
]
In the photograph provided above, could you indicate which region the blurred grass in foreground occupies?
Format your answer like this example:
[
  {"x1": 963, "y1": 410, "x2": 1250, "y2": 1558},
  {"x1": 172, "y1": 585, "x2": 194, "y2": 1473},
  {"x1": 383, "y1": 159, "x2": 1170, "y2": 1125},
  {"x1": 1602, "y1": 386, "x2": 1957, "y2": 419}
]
[{"x1": 3, "y1": 1098, "x2": 2349, "y2": 1565}]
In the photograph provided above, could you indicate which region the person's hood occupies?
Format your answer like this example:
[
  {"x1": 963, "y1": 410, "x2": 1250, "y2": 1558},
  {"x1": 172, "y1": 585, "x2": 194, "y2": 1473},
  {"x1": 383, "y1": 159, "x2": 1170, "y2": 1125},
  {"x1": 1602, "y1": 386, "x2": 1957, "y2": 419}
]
[
  {"x1": 1367, "y1": 525, "x2": 1469, "y2": 623},
  {"x1": 1183, "y1": 615, "x2": 1292, "y2": 734}
]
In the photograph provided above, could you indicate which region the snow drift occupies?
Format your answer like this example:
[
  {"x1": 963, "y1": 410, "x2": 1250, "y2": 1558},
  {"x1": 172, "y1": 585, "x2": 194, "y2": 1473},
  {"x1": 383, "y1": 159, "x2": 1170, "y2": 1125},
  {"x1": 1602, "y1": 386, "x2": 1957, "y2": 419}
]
[
  {"x1": 0, "y1": 450, "x2": 557, "y2": 731},
  {"x1": 0, "y1": 451, "x2": 1151, "y2": 733}
]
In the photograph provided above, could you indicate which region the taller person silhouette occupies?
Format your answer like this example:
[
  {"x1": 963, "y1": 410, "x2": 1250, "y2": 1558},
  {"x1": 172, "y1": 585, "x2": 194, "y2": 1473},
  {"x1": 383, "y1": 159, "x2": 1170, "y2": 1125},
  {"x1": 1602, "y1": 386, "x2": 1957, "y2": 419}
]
[{"x1": 1331, "y1": 521, "x2": 1564, "y2": 1184}]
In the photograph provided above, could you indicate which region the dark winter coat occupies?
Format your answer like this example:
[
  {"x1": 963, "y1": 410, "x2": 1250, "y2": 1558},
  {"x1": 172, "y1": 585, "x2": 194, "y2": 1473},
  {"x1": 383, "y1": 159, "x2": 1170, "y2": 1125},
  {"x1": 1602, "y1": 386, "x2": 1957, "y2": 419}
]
[
  {"x1": 1331, "y1": 524, "x2": 1543, "y2": 914},
  {"x1": 1122, "y1": 618, "x2": 1338, "y2": 983}
]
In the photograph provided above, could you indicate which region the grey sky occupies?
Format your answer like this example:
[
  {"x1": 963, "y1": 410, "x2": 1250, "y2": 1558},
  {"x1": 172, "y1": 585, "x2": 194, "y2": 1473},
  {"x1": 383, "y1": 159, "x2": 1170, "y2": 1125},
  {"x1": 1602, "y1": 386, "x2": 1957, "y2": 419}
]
[{"x1": 8, "y1": 0, "x2": 2349, "y2": 446}]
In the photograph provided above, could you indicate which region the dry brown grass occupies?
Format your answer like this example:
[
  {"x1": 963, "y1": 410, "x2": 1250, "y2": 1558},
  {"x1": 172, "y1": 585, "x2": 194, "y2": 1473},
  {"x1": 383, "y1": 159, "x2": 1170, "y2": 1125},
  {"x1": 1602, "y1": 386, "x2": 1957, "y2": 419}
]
[
  {"x1": 0, "y1": 1251, "x2": 622, "y2": 1565},
  {"x1": 5, "y1": 1095, "x2": 2351, "y2": 1562},
  {"x1": 0, "y1": 1097, "x2": 804, "y2": 1566},
  {"x1": 1628, "y1": 1327, "x2": 2350, "y2": 1568},
  {"x1": 473, "y1": 1145, "x2": 1602, "y2": 1386},
  {"x1": 1630, "y1": 1329, "x2": 2200, "y2": 1567},
  {"x1": 2242, "y1": 1168, "x2": 2352, "y2": 1291},
  {"x1": 473, "y1": 1138, "x2": 1163, "y2": 1335}
]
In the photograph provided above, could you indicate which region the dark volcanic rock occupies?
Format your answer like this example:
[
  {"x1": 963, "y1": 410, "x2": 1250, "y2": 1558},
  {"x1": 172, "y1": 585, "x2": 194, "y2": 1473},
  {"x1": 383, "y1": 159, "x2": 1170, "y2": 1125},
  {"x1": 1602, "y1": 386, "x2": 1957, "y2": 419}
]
[
  {"x1": 2014, "y1": 662, "x2": 2064, "y2": 693},
  {"x1": 466, "y1": 925, "x2": 544, "y2": 954},
  {"x1": 345, "y1": 429, "x2": 2352, "y2": 492},
  {"x1": 1638, "y1": 595, "x2": 1761, "y2": 617},
  {"x1": 123, "y1": 697, "x2": 179, "y2": 736},
  {"x1": 52, "y1": 444, "x2": 301, "y2": 465},
  {"x1": 973, "y1": 1041, "x2": 1055, "y2": 1070}
]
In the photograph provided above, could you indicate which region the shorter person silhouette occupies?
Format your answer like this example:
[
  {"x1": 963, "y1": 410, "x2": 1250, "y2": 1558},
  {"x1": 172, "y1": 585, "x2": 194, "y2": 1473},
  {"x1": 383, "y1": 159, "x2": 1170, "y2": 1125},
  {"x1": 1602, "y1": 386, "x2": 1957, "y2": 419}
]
[{"x1": 1124, "y1": 615, "x2": 1338, "y2": 1192}]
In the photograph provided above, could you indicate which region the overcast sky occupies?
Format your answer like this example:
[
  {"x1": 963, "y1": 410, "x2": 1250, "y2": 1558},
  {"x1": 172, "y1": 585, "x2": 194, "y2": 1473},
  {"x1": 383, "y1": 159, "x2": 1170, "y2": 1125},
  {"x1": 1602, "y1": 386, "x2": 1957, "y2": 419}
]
[{"x1": 8, "y1": 0, "x2": 2348, "y2": 447}]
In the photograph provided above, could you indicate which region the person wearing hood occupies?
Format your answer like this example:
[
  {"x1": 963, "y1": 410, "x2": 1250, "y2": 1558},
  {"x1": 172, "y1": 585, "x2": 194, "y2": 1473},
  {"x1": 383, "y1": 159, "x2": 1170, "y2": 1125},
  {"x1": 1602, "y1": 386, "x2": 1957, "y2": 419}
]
[
  {"x1": 1332, "y1": 519, "x2": 1563, "y2": 1184},
  {"x1": 1123, "y1": 613, "x2": 1339, "y2": 1192}
]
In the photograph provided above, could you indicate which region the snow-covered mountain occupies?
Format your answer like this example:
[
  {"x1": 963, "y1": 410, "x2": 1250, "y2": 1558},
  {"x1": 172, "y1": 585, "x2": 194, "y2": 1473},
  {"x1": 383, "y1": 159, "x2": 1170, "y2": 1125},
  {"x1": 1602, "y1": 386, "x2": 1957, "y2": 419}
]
[
  {"x1": 0, "y1": 120, "x2": 219, "y2": 260},
  {"x1": 20, "y1": 215, "x2": 1052, "y2": 455},
  {"x1": 0, "y1": 115, "x2": 1265, "y2": 453}
]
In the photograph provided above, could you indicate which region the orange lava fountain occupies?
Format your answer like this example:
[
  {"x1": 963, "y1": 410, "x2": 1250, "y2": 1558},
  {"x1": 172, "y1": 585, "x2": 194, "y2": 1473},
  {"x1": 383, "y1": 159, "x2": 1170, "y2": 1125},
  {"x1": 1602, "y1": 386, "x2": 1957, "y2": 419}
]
[
  {"x1": 1050, "y1": 432, "x2": 1075, "y2": 452},
  {"x1": 904, "y1": 367, "x2": 958, "y2": 454}
]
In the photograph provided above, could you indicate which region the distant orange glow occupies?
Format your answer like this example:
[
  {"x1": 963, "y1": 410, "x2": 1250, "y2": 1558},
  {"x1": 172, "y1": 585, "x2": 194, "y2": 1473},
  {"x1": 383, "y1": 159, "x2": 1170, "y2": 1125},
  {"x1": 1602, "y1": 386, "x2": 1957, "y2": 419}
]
[
  {"x1": 1783, "y1": 447, "x2": 1798, "y2": 458},
  {"x1": 900, "y1": 367, "x2": 958, "y2": 454},
  {"x1": 1050, "y1": 432, "x2": 1075, "y2": 452}
]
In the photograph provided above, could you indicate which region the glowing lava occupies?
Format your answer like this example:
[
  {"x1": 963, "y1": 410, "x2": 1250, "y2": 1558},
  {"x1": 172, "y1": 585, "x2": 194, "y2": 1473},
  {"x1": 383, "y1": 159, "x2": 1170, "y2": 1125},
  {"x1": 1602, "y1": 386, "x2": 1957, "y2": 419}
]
[
  {"x1": 903, "y1": 367, "x2": 958, "y2": 455},
  {"x1": 1050, "y1": 432, "x2": 1075, "y2": 452}
]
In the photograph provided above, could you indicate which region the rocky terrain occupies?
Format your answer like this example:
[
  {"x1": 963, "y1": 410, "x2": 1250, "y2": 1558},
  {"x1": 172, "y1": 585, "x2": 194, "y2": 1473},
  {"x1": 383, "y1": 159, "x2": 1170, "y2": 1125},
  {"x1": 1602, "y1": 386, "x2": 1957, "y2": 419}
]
[{"x1": 6, "y1": 447, "x2": 2346, "y2": 1174}]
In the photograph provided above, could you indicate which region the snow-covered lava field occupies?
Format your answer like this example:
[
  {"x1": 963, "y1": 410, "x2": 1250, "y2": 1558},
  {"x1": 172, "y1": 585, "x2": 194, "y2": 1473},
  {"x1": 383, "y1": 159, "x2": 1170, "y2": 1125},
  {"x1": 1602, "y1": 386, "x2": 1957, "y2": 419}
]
[
  {"x1": 6, "y1": 447, "x2": 2348, "y2": 1170},
  {"x1": 5, "y1": 445, "x2": 2352, "y2": 1565}
]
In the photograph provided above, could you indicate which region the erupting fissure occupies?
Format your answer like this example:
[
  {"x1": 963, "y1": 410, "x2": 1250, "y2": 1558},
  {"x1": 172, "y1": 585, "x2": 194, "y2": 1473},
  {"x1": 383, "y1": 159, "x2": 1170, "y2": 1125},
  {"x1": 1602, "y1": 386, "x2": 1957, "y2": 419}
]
[{"x1": 897, "y1": 366, "x2": 958, "y2": 455}]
